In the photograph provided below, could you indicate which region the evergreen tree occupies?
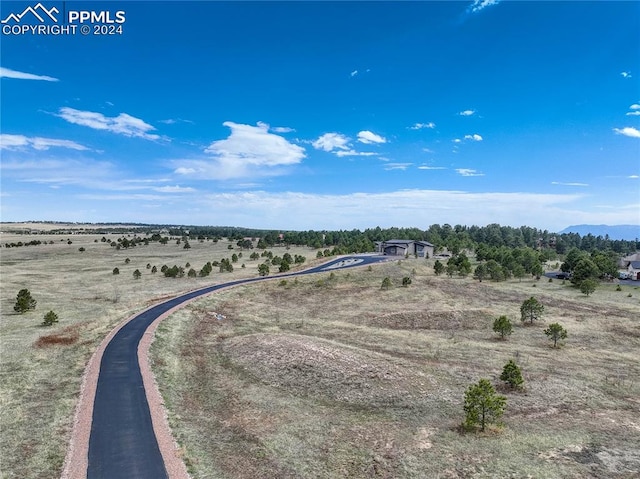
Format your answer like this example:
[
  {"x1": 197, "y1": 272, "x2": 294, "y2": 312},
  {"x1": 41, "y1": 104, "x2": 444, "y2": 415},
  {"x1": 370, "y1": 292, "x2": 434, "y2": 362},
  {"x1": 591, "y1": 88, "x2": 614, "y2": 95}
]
[
  {"x1": 14, "y1": 289, "x2": 37, "y2": 313},
  {"x1": 544, "y1": 322, "x2": 567, "y2": 348},
  {"x1": 520, "y1": 297, "x2": 544, "y2": 324},
  {"x1": 42, "y1": 310, "x2": 59, "y2": 326},
  {"x1": 493, "y1": 315, "x2": 513, "y2": 339},
  {"x1": 463, "y1": 379, "x2": 507, "y2": 432},
  {"x1": 500, "y1": 360, "x2": 524, "y2": 390}
]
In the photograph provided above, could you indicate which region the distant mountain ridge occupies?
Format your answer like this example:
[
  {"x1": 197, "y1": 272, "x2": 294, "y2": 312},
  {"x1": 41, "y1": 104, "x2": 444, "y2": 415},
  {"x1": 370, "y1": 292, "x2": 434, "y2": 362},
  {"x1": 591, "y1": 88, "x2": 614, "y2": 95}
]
[{"x1": 559, "y1": 224, "x2": 640, "y2": 240}]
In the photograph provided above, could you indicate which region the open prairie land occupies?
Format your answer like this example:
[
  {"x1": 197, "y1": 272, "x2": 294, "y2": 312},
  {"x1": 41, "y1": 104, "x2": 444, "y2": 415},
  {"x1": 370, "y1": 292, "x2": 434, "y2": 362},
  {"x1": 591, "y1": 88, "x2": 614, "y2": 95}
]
[
  {"x1": 151, "y1": 260, "x2": 640, "y2": 479},
  {"x1": 0, "y1": 229, "x2": 318, "y2": 478}
]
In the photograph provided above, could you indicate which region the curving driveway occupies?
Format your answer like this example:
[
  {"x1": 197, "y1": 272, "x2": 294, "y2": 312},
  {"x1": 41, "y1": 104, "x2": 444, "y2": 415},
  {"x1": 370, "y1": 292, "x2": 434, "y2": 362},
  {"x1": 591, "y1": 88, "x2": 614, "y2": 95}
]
[{"x1": 71, "y1": 255, "x2": 389, "y2": 478}]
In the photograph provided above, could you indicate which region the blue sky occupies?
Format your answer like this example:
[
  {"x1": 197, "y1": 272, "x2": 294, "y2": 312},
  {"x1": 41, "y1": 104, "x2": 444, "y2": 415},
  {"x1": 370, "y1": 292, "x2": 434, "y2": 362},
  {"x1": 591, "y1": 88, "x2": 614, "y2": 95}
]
[{"x1": 1, "y1": 0, "x2": 639, "y2": 231}]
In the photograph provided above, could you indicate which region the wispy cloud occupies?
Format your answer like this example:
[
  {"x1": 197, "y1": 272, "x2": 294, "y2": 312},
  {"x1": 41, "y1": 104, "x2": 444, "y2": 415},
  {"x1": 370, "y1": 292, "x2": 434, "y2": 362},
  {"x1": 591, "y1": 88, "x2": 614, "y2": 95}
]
[
  {"x1": 408, "y1": 122, "x2": 436, "y2": 130},
  {"x1": 551, "y1": 181, "x2": 589, "y2": 187},
  {"x1": 357, "y1": 130, "x2": 387, "y2": 144},
  {"x1": 418, "y1": 165, "x2": 446, "y2": 170},
  {"x1": 384, "y1": 163, "x2": 412, "y2": 171},
  {"x1": 621, "y1": 71, "x2": 632, "y2": 79},
  {"x1": 272, "y1": 126, "x2": 296, "y2": 133},
  {"x1": 153, "y1": 185, "x2": 196, "y2": 193},
  {"x1": 172, "y1": 189, "x2": 588, "y2": 232},
  {"x1": 159, "y1": 118, "x2": 194, "y2": 125},
  {"x1": 459, "y1": 109, "x2": 476, "y2": 116},
  {"x1": 350, "y1": 70, "x2": 358, "y2": 77},
  {"x1": 57, "y1": 107, "x2": 161, "y2": 140},
  {"x1": 467, "y1": 0, "x2": 501, "y2": 14},
  {"x1": 0, "y1": 67, "x2": 58, "y2": 82},
  {"x1": 464, "y1": 134, "x2": 483, "y2": 141},
  {"x1": 456, "y1": 168, "x2": 484, "y2": 177},
  {"x1": 173, "y1": 121, "x2": 305, "y2": 180},
  {"x1": 613, "y1": 127, "x2": 640, "y2": 138},
  {"x1": 0, "y1": 134, "x2": 88, "y2": 151}
]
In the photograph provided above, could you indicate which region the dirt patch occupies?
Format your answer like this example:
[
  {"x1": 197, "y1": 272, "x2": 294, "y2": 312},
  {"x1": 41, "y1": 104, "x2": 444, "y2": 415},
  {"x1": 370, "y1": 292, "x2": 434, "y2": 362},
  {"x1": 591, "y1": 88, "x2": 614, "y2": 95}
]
[
  {"x1": 34, "y1": 325, "x2": 81, "y2": 347},
  {"x1": 541, "y1": 443, "x2": 640, "y2": 476},
  {"x1": 222, "y1": 333, "x2": 433, "y2": 407},
  {"x1": 363, "y1": 309, "x2": 492, "y2": 331}
]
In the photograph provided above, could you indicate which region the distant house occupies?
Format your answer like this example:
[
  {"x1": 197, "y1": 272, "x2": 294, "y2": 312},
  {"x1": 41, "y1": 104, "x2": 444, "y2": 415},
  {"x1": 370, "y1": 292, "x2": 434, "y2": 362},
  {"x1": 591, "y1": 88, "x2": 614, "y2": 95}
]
[
  {"x1": 376, "y1": 240, "x2": 434, "y2": 258},
  {"x1": 628, "y1": 261, "x2": 640, "y2": 280},
  {"x1": 619, "y1": 252, "x2": 640, "y2": 269}
]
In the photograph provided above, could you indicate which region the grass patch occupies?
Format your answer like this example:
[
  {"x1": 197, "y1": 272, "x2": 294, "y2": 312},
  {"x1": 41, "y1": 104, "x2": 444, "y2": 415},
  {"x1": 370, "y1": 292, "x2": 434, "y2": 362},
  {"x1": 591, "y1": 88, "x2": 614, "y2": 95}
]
[
  {"x1": 152, "y1": 259, "x2": 640, "y2": 478},
  {"x1": 0, "y1": 228, "x2": 321, "y2": 478}
]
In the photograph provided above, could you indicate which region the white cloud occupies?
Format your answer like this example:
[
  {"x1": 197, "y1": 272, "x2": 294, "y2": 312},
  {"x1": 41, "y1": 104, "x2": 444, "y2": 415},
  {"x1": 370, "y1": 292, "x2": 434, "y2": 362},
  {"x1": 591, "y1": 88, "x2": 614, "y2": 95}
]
[
  {"x1": 0, "y1": 67, "x2": 58, "y2": 82},
  {"x1": 154, "y1": 185, "x2": 196, "y2": 193},
  {"x1": 272, "y1": 126, "x2": 295, "y2": 133},
  {"x1": 627, "y1": 175, "x2": 639, "y2": 179},
  {"x1": 459, "y1": 109, "x2": 476, "y2": 116},
  {"x1": 626, "y1": 104, "x2": 640, "y2": 116},
  {"x1": 57, "y1": 107, "x2": 161, "y2": 140},
  {"x1": 159, "y1": 118, "x2": 194, "y2": 125},
  {"x1": 453, "y1": 138, "x2": 462, "y2": 143},
  {"x1": 173, "y1": 189, "x2": 588, "y2": 232},
  {"x1": 174, "y1": 121, "x2": 306, "y2": 180},
  {"x1": 418, "y1": 165, "x2": 446, "y2": 170},
  {"x1": 312, "y1": 131, "x2": 381, "y2": 157},
  {"x1": 621, "y1": 71, "x2": 632, "y2": 78},
  {"x1": 384, "y1": 163, "x2": 412, "y2": 171},
  {"x1": 357, "y1": 130, "x2": 387, "y2": 144},
  {"x1": 456, "y1": 168, "x2": 484, "y2": 177},
  {"x1": 613, "y1": 127, "x2": 640, "y2": 138},
  {"x1": 467, "y1": 0, "x2": 501, "y2": 14},
  {"x1": 312, "y1": 132, "x2": 351, "y2": 152},
  {"x1": 350, "y1": 70, "x2": 358, "y2": 77},
  {"x1": 408, "y1": 122, "x2": 436, "y2": 130},
  {"x1": 551, "y1": 181, "x2": 589, "y2": 187},
  {"x1": 0, "y1": 134, "x2": 88, "y2": 151},
  {"x1": 335, "y1": 150, "x2": 377, "y2": 157},
  {"x1": 464, "y1": 134, "x2": 483, "y2": 141}
]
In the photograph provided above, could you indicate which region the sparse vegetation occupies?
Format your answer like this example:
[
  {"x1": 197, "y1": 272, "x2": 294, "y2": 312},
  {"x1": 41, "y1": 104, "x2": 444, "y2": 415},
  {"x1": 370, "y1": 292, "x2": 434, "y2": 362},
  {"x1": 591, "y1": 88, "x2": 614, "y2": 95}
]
[
  {"x1": 1, "y1": 223, "x2": 639, "y2": 478},
  {"x1": 544, "y1": 322, "x2": 568, "y2": 348}
]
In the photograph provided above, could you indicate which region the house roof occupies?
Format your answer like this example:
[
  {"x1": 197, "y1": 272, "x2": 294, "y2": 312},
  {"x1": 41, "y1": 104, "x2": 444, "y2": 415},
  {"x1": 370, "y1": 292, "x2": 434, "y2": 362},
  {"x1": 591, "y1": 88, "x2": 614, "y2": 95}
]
[
  {"x1": 383, "y1": 239, "x2": 434, "y2": 246},
  {"x1": 629, "y1": 261, "x2": 640, "y2": 269}
]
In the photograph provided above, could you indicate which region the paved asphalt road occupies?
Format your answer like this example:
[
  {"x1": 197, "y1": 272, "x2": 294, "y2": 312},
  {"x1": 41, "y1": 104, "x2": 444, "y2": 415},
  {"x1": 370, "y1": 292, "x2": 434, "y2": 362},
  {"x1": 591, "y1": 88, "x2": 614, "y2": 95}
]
[
  {"x1": 87, "y1": 254, "x2": 389, "y2": 478},
  {"x1": 543, "y1": 270, "x2": 639, "y2": 286}
]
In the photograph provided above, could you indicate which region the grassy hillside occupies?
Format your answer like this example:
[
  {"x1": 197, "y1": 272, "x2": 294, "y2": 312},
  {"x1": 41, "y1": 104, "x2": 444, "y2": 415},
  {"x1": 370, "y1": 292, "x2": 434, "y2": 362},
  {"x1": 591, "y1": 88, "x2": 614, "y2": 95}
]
[{"x1": 151, "y1": 259, "x2": 640, "y2": 478}]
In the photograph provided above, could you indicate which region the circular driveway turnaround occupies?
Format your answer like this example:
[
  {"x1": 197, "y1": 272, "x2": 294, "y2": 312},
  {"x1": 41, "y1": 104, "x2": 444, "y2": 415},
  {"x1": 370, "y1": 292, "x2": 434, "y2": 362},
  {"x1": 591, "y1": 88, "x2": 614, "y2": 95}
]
[{"x1": 67, "y1": 255, "x2": 389, "y2": 479}]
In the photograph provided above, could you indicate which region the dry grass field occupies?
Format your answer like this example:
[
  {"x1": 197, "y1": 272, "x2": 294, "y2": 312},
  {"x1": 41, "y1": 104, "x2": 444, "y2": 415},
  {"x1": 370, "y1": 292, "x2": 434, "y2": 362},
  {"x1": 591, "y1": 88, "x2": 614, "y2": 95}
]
[
  {"x1": 150, "y1": 259, "x2": 640, "y2": 479},
  {"x1": 0, "y1": 227, "x2": 318, "y2": 478}
]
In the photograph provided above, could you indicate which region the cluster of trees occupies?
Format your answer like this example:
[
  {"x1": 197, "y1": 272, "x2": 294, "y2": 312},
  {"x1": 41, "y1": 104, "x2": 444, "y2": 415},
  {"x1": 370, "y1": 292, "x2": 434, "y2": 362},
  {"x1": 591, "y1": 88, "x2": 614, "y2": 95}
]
[
  {"x1": 463, "y1": 359, "x2": 525, "y2": 432},
  {"x1": 560, "y1": 248, "x2": 618, "y2": 283},
  {"x1": 492, "y1": 297, "x2": 568, "y2": 348},
  {"x1": 4, "y1": 240, "x2": 45, "y2": 248},
  {"x1": 464, "y1": 297, "x2": 571, "y2": 432},
  {"x1": 473, "y1": 246, "x2": 545, "y2": 282},
  {"x1": 13, "y1": 289, "x2": 59, "y2": 326}
]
